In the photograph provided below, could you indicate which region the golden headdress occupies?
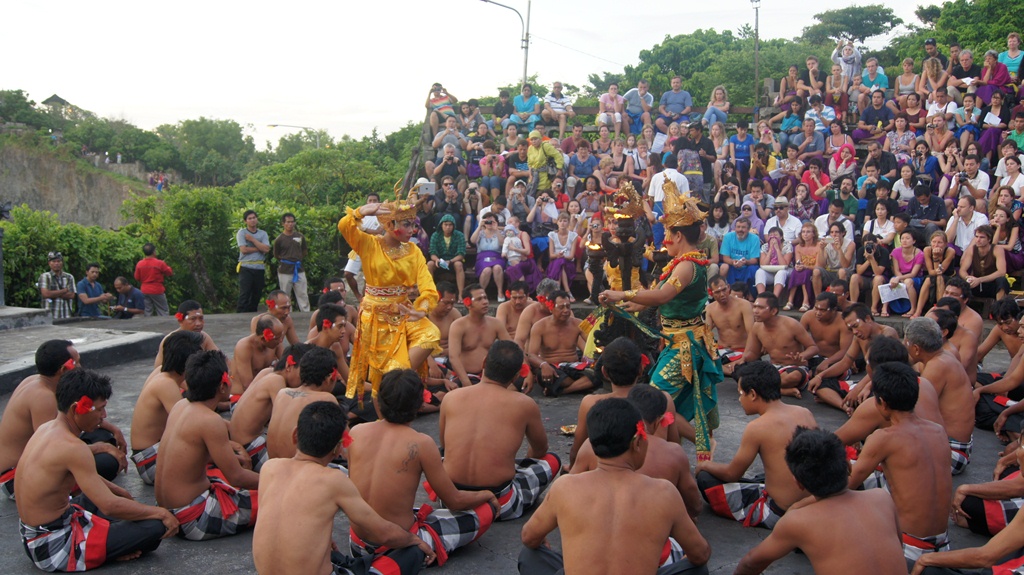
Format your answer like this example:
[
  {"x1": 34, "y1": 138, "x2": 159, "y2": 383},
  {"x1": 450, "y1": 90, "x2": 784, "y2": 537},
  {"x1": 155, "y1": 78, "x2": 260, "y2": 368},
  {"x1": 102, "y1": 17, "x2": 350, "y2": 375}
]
[
  {"x1": 659, "y1": 180, "x2": 707, "y2": 228},
  {"x1": 377, "y1": 180, "x2": 420, "y2": 226},
  {"x1": 603, "y1": 180, "x2": 647, "y2": 221}
]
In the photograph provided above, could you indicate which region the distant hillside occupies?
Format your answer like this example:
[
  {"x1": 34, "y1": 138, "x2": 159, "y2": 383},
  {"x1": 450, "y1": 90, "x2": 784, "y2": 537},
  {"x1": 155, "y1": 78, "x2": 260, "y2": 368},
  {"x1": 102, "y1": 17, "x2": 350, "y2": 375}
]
[{"x1": 0, "y1": 138, "x2": 152, "y2": 228}]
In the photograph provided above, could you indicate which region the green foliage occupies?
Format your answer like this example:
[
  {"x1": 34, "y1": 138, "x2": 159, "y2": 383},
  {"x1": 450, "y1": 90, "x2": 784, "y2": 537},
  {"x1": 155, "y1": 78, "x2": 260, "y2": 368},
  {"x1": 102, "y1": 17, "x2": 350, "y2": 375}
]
[
  {"x1": 0, "y1": 206, "x2": 146, "y2": 308},
  {"x1": 0, "y1": 90, "x2": 54, "y2": 129},
  {"x1": 157, "y1": 117, "x2": 257, "y2": 186},
  {"x1": 932, "y1": 0, "x2": 1024, "y2": 54},
  {"x1": 801, "y1": 5, "x2": 904, "y2": 45}
]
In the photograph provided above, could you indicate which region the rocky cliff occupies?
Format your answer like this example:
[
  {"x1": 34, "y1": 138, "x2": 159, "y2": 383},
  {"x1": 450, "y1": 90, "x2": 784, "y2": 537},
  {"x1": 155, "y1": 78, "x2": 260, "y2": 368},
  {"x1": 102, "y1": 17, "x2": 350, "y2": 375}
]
[{"x1": 0, "y1": 144, "x2": 150, "y2": 229}]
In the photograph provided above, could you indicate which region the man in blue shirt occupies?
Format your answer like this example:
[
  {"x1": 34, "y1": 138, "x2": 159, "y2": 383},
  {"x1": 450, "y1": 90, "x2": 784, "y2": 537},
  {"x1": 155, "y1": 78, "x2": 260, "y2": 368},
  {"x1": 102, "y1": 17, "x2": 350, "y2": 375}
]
[
  {"x1": 112, "y1": 277, "x2": 146, "y2": 319},
  {"x1": 76, "y1": 263, "x2": 114, "y2": 317},
  {"x1": 852, "y1": 90, "x2": 894, "y2": 143},
  {"x1": 719, "y1": 218, "x2": 762, "y2": 289},
  {"x1": 655, "y1": 76, "x2": 693, "y2": 134}
]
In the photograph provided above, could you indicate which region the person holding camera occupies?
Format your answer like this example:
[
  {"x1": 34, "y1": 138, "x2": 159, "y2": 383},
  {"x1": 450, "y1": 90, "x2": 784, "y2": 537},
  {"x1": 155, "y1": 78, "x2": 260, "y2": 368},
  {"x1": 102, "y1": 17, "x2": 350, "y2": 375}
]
[
  {"x1": 528, "y1": 189, "x2": 561, "y2": 271},
  {"x1": 906, "y1": 184, "x2": 948, "y2": 241},
  {"x1": 426, "y1": 83, "x2": 458, "y2": 136},
  {"x1": 849, "y1": 232, "x2": 891, "y2": 315},
  {"x1": 811, "y1": 222, "x2": 856, "y2": 299},
  {"x1": 478, "y1": 140, "x2": 505, "y2": 202},
  {"x1": 470, "y1": 215, "x2": 506, "y2": 301},
  {"x1": 507, "y1": 179, "x2": 535, "y2": 223},
  {"x1": 425, "y1": 136, "x2": 468, "y2": 193}
]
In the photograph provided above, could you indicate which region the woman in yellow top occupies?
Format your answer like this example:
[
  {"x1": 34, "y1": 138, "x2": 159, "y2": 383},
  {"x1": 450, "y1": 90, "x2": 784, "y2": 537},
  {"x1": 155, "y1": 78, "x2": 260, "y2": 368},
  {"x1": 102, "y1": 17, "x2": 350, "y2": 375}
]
[{"x1": 337, "y1": 194, "x2": 439, "y2": 401}]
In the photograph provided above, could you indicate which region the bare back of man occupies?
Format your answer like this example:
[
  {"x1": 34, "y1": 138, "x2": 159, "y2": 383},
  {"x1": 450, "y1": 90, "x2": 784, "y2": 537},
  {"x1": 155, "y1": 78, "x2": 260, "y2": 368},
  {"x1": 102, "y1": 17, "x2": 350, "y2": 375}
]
[
  {"x1": 707, "y1": 296, "x2": 753, "y2": 350},
  {"x1": 229, "y1": 372, "x2": 287, "y2": 447},
  {"x1": 743, "y1": 404, "x2": 818, "y2": 509},
  {"x1": 0, "y1": 375, "x2": 58, "y2": 473},
  {"x1": 448, "y1": 314, "x2": 510, "y2": 387},
  {"x1": 946, "y1": 326, "x2": 979, "y2": 383},
  {"x1": 154, "y1": 401, "x2": 259, "y2": 510},
  {"x1": 130, "y1": 371, "x2": 185, "y2": 450},
  {"x1": 430, "y1": 308, "x2": 462, "y2": 357},
  {"x1": 441, "y1": 384, "x2": 546, "y2": 488},
  {"x1": 920, "y1": 351, "x2": 975, "y2": 443},
  {"x1": 153, "y1": 330, "x2": 216, "y2": 367},
  {"x1": 525, "y1": 470, "x2": 707, "y2": 575},
  {"x1": 836, "y1": 375, "x2": 944, "y2": 445},
  {"x1": 850, "y1": 415, "x2": 951, "y2": 545},
  {"x1": 267, "y1": 388, "x2": 339, "y2": 459},
  {"x1": 743, "y1": 489, "x2": 907, "y2": 575},
  {"x1": 572, "y1": 436, "x2": 702, "y2": 518}
]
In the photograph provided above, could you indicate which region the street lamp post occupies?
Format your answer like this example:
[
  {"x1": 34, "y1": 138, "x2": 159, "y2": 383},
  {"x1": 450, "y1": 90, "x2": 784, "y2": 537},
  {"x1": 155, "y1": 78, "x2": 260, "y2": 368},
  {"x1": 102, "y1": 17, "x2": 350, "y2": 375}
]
[
  {"x1": 752, "y1": 0, "x2": 761, "y2": 110},
  {"x1": 480, "y1": 0, "x2": 531, "y2": 87},
  {"x1": 267, "y1": 124, "x2": 321, "y2": 149}
]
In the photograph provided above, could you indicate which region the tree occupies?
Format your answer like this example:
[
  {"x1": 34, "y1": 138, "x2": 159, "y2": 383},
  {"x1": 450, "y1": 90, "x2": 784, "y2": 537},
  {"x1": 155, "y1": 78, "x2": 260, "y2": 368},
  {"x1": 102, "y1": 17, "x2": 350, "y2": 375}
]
[
  {"x1": 801, "y1": 5, "x2": 904, "y2": 45},
  {"x1": 158, "y1": 118, "x2": 256, "y2": 186},
  {"x1": 0, "y1": 90, "x2": 54, "y2": 130},
  {"x1": 624, "y1": 29, "x2": 744, "y2": 95},
  {"x1": 932, "y1": 0, "x2": 1024, "y2": 54}
]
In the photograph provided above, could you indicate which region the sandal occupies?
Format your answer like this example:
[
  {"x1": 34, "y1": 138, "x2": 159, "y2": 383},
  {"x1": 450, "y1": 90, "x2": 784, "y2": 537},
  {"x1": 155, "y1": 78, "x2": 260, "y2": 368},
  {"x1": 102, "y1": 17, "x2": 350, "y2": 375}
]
[
  {"x1": 880, "y1": 312, "x2": 890, "y2": 317},
  {"x1": 783, "y1": 303, "x2": 794, "y2": 311},
  {"x1": 798, "y1": 304, "x2": 810, "y2": 312}
]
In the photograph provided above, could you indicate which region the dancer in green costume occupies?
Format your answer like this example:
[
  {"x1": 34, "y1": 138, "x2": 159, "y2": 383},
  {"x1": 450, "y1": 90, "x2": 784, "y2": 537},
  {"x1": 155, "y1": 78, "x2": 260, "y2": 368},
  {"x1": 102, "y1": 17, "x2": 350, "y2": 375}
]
[{"x1": 599, "y1": 182, "x2": 723, "y2": 461}]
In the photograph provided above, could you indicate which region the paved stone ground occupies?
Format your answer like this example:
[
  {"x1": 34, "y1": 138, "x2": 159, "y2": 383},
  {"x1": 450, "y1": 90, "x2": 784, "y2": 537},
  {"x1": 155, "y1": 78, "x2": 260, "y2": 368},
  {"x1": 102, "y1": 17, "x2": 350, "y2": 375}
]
[{"x1": 0, "y1": 311, "x2": 1004, "y2": 574}]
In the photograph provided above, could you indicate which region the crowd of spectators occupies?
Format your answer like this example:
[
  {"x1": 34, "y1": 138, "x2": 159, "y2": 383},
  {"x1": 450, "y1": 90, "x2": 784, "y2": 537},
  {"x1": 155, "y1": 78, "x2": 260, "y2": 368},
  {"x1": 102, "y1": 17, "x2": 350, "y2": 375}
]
[{"x1": 415, "y1": 34, "x2": 1024, "y2": 315}]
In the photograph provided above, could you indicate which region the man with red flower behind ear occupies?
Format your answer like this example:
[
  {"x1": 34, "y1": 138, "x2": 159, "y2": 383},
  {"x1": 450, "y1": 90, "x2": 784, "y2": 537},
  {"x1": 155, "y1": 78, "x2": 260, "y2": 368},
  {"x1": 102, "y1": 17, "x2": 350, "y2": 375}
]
[
  {"x1": 0, "y1": 340, "x2": 127, "y2": 501},
  {"x1": 348, "y1": 369, "x2": 498, "y2": 566},
  {"x1": 249, "y1": 290, "x2": 299, "y2": 346},
  {"x1": 154, "y1": 300, "x2": 218, "y2": 368},
  {"x1": 230, "y1": 315, "x2": 284, "y2": 397},
  {"x1": 306, "y1": 303, "x2": 351, "y2": 392},
  {"x1": 520, "y1": 398, "x2": 710, "y2": 575},
  {"x1": 441, "y1": 341, "x2": 559, "y2": 521},
  {"x1": 527, "y1": 291, "x2": 595, "y2": 397},
  {"x1": 448, "y1": 284, "x2": 512, "y2": 391},
  {"x1": 266, "y1": 348, "x2": 341, "y2": 461},
  {"x1": 17, "y1": 369, "x2": 178, "y2": 571},
  {"x1": 155, "y1": 350, "x2": 259, "y2": 541}
]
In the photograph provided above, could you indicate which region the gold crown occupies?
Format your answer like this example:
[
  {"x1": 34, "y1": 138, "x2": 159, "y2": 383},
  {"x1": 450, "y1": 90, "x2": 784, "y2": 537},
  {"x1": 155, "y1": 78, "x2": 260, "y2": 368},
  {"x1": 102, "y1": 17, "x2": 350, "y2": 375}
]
[
  {"x1": 659, "y1": 180, "x2": 707, "y2": 228},
  {"x1": 377, "y1": 180, "x2": 420, "y2": 226},
  {"x1": 603, "y1": 180, "x2": 647, "y2": 221}
]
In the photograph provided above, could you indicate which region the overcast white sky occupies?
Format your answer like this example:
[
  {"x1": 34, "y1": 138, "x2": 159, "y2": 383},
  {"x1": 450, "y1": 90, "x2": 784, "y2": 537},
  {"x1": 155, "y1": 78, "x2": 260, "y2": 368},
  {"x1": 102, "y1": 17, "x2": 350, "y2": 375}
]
[{"x1": 3, "y1": 1, "x2": 920, "y2": 148}]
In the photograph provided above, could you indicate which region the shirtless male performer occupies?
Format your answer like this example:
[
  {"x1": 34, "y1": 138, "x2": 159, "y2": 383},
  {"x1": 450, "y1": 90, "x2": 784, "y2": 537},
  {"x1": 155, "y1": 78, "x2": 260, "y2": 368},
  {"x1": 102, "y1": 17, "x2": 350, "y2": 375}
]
[
  {"x1": 130, "y1": 331, "x2": 204, "y2": 484},
  {"x1": 519, "y1": 399, "x2": 711, "y2": 575},
  {"x1": 514, "y1": 278, "x2": 559, "y2": 351},
  {"x1": 944, "y1": 277, "x2": 985, "y2": 343},
  {"x1": 441, "y1": 341, "x2": 561, "y2": 520},
  {"x1": 848, "y1": 361, "x2": 953, "y2": 561},
  {"x1": 253, "y1": 401, "x2": 433, "y2": 575},
  {"x1": 738, "y1": 293, "x2": 819, "y2": 396},
  {"x1": 307, "y1": 303, "x2": 351, "y2": 388},
  {"x1": 528, "y1": 290, "x2": 595, "y2": 396},
  {"x1": 153, "y1": 300, "x2": 217, "y2": 367},
  {"x1": 348, "y1": 369, "x2": 498, "y2": 566},
  {"x1": 429, "y1": 281, "x2": 462, "y2": 358},
  {"x1": 229, "y1": 344, "x2": 313, "y2": 473},
  {"x1": 807, "y1": 303, "x2": 899, "y2": 411},
  {"x1": 930, "y1": 300, "x2": 979, "y2": 383},
  {"x1": 448, "y1": 284, "x2": 512, "y2": 389},
  {"x1": 155, "y1": 350, "x2": 259, "y2": 541},
  {"x1": 977, "y1": 298, "x2": 1022, "y2": 368},
  {"x1": 266, "y1": 347, "x2": 340, "y2": 460},
  {"x1": 705, "y1": 275, "x2": 753, "y2": 375},
  {"x1": 309, "y1": 277, "x2": 358, "y2": 328},
  {"x1": 16, "y1": 369, "x2": 178, "y2": 572},
  {"x1": 800, "y1": 292, "x2": 853, "y2": 378},
  {"x1": 905, "y1": 317, "x2": 977, "y2": 475},
  {"x1": 835, "y1": 336, "x2": 945, "y2": 447},
  {"x1": 230, "y1": 315, "x2": 284, "y2": 396},
  {"x1": 696, "y1": 361, "x2": 818, "y2": 529},
  {"x1": 496, "y1": 281, "x2": 531, "y2": 340},
  {"x1": 566, "y1": 338, "x2": 683, "y2": 470},
  {"x1": 734, "y1": 428, "x2": 907, "y2": 575},
  {"x1": 0, "y1": 340, "x2": 125, "y2": 499},
  {"x1": 249, "y1": 289, "x2": 300, "y2": 345},
  {"x1": 572, "y1": 385, "x2": 702, "y2": 519}
]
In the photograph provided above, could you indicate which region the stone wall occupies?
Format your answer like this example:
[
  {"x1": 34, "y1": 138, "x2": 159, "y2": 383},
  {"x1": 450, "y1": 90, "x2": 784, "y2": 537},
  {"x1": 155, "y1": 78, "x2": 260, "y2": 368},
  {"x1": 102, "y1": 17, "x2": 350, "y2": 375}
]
[{"x1": 0, "y1": 145, "x2": 151, "y2": 229}]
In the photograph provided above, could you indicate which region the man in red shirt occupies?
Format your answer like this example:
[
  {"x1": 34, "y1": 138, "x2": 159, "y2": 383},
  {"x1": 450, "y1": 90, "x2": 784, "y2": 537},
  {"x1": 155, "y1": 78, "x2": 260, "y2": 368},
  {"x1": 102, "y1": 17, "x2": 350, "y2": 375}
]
[{"x1": 134, "y1": 243, "x2": 174, "y2": 316}]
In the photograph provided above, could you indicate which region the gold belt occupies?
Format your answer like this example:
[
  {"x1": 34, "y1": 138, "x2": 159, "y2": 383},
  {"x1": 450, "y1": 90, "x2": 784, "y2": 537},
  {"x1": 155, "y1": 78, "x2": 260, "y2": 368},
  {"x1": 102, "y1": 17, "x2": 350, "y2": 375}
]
[
  {"x1": 662, "y1": 315, "x2": 706, "y2": 329},
  {"x1": 365, "y1": 285, "x2": 408, "y2": 297}
]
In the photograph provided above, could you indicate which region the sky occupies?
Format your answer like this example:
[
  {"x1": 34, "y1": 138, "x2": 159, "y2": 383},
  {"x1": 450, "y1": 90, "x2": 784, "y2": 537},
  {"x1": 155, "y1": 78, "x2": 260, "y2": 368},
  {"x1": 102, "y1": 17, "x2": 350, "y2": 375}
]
[{"x1": 3, "y1": 1, "x2": 921, "y2": 149}]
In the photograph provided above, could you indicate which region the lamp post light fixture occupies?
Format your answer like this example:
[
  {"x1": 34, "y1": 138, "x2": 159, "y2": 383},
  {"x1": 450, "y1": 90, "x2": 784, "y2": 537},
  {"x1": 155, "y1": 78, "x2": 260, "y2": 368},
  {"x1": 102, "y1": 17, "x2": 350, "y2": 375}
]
[
  {"x1": 480, "y1": 0, "x2": 531, "y2": 88},
  {"x1": 752, "y1": 0, "x2": 761, "y2": 110},
  {"x1": 267, "y1": 124, "x2": 321, "y2": 149}
]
